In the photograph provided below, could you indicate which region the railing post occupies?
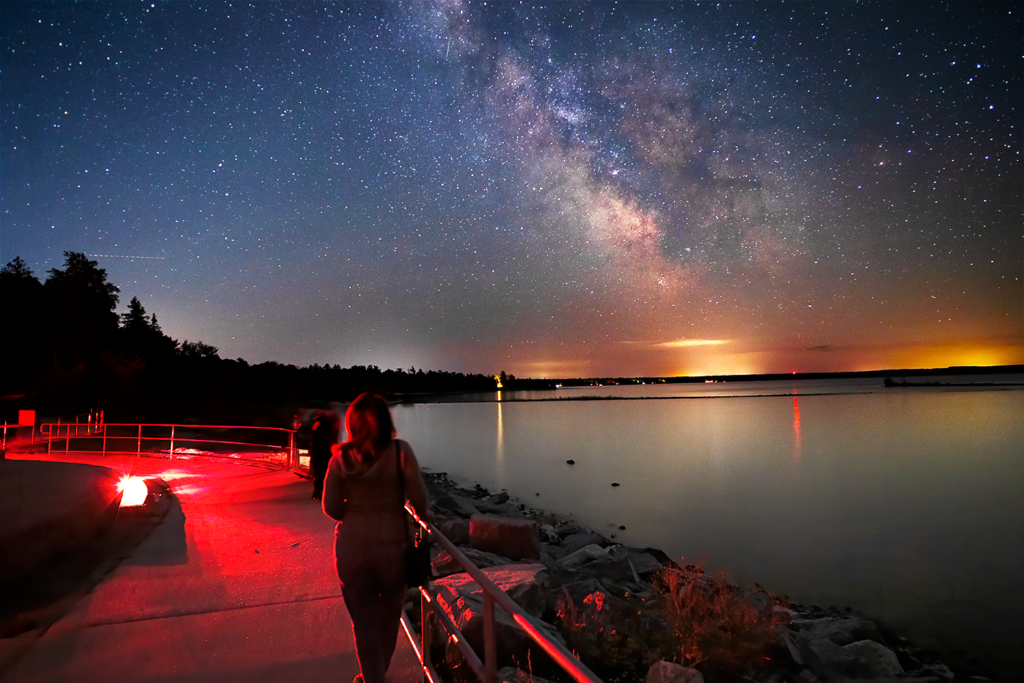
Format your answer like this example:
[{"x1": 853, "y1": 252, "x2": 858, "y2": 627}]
[
  {"x1": 102, "y1": 423, "x2": 108, "y2": 456},
  {"x1": 169, "y1": 425, "x2": 175, "y2": 457},
  {"x1": 421, "y1": 589, "x2": 433, "y2": 683},
  {"x1": 65, "y1": 422, "x2": 70, "y2": 456},
  {"x1": 137, "y1": 424, "x2": 142, "y2": 457},
  {"x1": 484, "y1": 592, "x2": 496, "y2": 683}
]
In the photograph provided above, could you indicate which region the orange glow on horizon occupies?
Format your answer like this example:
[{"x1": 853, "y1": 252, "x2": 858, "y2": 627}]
[{"x1": 501, "y1": 335, "x2": 1020, "y2": 379}]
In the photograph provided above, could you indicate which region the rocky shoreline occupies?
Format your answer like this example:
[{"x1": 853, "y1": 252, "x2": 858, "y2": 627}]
[{"x1": 415, "y1": 471, "x2": 989, "y2": 683}]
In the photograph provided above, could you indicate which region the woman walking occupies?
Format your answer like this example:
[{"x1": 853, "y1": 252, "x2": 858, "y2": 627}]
[{"x1": 322, "y1": 393, "x2": 431, "y2": 683}]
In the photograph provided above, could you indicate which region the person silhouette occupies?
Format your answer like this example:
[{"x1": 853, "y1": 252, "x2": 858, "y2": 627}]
[
  {"x1": 321, "y1": 393, "x2": 431, "y2": 683},
  {"x1": 309, "y1": 410, "x2": 339, "y2": 500}
]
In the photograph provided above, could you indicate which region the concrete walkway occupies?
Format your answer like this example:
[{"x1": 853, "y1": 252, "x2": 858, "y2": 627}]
[{"x1": 0, "y1": 452, "x2": 423, "y2": 683}]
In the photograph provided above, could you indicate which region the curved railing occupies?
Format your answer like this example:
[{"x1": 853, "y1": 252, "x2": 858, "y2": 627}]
[
  {"x1": 38, "y1": 421, "x2": 302, "y2": 470},
  {"x1": 401, "y1": 503, "x2": 603, "y2": 683}
]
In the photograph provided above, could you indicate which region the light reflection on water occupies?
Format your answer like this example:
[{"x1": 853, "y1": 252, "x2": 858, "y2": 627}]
[{"x1": 395, "y1": 377, "x2": 1024, "y2": 676}]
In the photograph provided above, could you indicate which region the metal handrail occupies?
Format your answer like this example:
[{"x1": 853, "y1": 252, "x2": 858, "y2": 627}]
[
  {"x1": 38, "y1": 421, "x2": 301, "y2": 470},
  {"x1": 3, "y1": 410, "x2": 103, "y2": 450},
  {"x1": 403, "y1": 502, "x2": 603, "y2": 683}
]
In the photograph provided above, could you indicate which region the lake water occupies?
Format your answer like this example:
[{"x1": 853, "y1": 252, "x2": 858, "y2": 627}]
[{"x1": 393, "y1": 375, "x2": 1024, "y2": 678}]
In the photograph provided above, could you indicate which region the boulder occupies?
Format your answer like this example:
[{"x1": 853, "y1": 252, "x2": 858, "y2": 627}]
[
  {"x1": 558, "y1": 543, "x2": 609, "y2": 568},
  {"x1": 475, "y1": 500, "x2": 528, "y2": 518},
  {"x1": 541, "y1": 543, "x2": 568, "y2": 561},
  {"x1": 586, "y1": 545, "x2": 664, "y2": 581},
  {"x1": 797, "y1": 633, "x2": 850, "y2": 680},
  {"x1": 433, "y1": 493, "x2": 481, "y2": 518},
  {"x1": 470, "y1": 515, "x2": 540, "y2": 561},
  {"x1": 646, "y1": 660, "x2": 704, "y2": 683},
  {"x1": 439, "y1": 518, "x2": 470, "y2": 545},
  {"x1": 433, "y1": 546, "x2": 514, "y2": 577},
  {"x1": 435, "y1": 563, "x2": 550, "y2": 619},
  {"x1": 555, "y1": 522, "x2": 586, "y2": 538},
  {"x1": 797, "y1": 626, "x2": 903, "y2": 681},
  {"x1": 538, "y1": 524, "x2": 560, "y2": 544},
  {"x1": 795, "y1": 615, "x2": 883, "y2": 647},
  {"x1": 911, "y1": 663, "x2": 955, "y2": 680},
  {"x1": 487, "y1": 491, "x2": 510, "y2": 505},
  {"x1": 433, "y1": 563, "x2": 561, "y2": 669},
  {"x1": 841, "y1": 639, "x2": 904, "y2": 678},
  {"x1": 560, "y1": 531, "x2": 607, "y2": 554}
]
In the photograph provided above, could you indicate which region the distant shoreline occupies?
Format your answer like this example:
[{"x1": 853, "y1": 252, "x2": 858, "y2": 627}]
[
  {"x1": 397, "y1": 365, "x2": 1024, "y2": 403},
  {"x1": 430, "y1": 385, "x2": 1024, "y2": 403},
  {"x1": 498, "y1": 364, "x2": 1024, "y2": 391}
]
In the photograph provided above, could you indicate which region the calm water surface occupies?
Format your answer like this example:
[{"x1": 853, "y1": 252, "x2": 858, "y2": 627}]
[{"x1": 394, "y1": 376, "x2": 1024, "y2": 677}]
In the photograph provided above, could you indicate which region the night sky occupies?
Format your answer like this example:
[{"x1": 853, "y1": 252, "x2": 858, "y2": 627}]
[{"x1": 2, "y1": 1, "x2": 1020, "y2": 378}]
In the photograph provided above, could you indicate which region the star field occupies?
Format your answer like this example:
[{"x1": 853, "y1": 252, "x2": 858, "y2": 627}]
[{"x1": 2, "y1": 1, "x2": 1020, "y2": 377}]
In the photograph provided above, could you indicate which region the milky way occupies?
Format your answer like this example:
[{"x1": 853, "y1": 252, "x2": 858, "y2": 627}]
[{"x1": 2, "y1": 1, "x2": 1020, "y2": 377}]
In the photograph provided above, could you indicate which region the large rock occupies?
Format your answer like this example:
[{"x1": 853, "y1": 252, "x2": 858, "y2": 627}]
[
  {"x1": 646, "y1": 660, "x2": 704, "y2": 683},
  {"x1": 796, "y1": 621, "x2": 903, "y2": 681},
  {"x1": 541, "y1": 542, "x2": 568, "y2": 561},
  {"x1": 558, "y1": 543, "x2": 609, "y2": 567},
  {"x1": 538, "y1": 524, "x2": 560, "y2": 544},
  {"x1": 841, "y1": 639, "x2": 904, "y2": 678},
  {"x1": 586, "y1": 544, "x2": 664, "y2": 580},
  {"x1": 433, "y1": 546, "x2": 514, "y2": 577},
  {"x1": 795, "y1": 615, "x2": 883, "y2": 647},
  {"x1": 439, "y1": 518, "x2": 470, "y2": 545},
  {"x1": 559, "y1": 531, "x2": 607, "y2": 554},
  {"x1": 433, "y1": 563, "x2": 561, "y2": 669},
  {"x1": 433, "y1": 493, "x2": 480, "y2": 518},
  {"x1": 552, "y1": 544, "x2": 663, "y2": 590},
  {"x1": 470, "y1": 514, "x2": 540, "y2": 561}
]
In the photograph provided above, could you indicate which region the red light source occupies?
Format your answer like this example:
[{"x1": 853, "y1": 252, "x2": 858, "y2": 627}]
[{"x1": 118, "y1": 476, "x2": 149, "y2": 507}]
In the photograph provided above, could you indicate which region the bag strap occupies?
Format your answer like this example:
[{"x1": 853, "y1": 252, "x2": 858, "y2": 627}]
[
  {"x1": 396, "y1": 439, "x2": 405, "y2": 498},
  {"x1": 396, "y1": 440, "x2": 415, "y2": 544}
]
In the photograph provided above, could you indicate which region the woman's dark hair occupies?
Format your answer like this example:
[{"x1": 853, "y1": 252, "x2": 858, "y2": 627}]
[{"x1": 344, "y1": 392, "x2": 395, "y2": 459}]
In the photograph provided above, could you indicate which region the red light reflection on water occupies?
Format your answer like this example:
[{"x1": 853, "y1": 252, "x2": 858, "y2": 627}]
[{"x1": 792, "y1": 391, "x2": 802, "y2": 460}]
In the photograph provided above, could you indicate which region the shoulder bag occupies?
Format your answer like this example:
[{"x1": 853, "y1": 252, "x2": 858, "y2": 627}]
[{"x1": 398, "y1": 440, "x2": 432, "y2": 587}]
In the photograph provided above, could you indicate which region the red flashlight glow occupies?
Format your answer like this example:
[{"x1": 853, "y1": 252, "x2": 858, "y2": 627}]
[{"x1": 118, "y1": 476, "x2": 149, "y2": 507}]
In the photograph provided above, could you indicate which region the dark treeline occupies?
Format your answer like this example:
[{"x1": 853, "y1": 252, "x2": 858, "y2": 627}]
[{"x1": 1, "y1": 252, "x2": 497, "y2": 425}]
